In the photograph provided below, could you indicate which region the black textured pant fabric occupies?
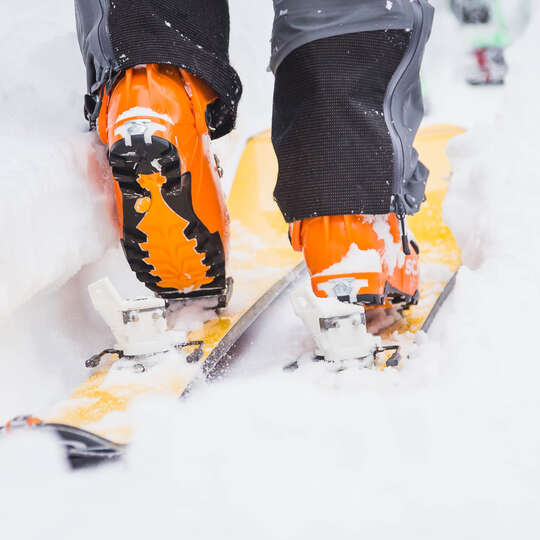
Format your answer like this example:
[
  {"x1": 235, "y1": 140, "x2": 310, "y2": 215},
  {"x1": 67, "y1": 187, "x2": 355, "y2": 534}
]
[
  {"x1": 108, "y1": 0, "x2": 241, "y2": 139},
  {"x1": 272, "y1": 31, "x2": 410, "y2": 222}
]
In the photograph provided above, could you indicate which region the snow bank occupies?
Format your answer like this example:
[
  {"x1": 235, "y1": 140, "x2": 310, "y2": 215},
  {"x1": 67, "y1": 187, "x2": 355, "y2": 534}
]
[
  {"x1": 0, "y1": 3, "x2": 117, "y2": 318},
  {"x1": 444, "y1": 13, "x2": 539, "y2": 271},
  {"x1": 2, "y1": 2, "x2": 540, "y2": 540}
]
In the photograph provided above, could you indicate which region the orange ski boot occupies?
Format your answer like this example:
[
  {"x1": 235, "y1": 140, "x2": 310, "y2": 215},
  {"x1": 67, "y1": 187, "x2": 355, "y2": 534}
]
[
  {"x1": 288, "y1": 213, "x2": 418, "y2": 367},
  {"x1": 289, "y1": 213, "x2": 419, "y2": 309},
  {"x1": 97, "y1": 64, "x2": 230, "y2": 304}
]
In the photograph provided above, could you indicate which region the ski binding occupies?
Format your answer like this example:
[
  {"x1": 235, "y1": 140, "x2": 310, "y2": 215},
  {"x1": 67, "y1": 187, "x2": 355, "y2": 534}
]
[
  {"x1": 288, "y1": 286, "x2": 400, "y2": 370},
  {"x1": 85, "y1": 278, "x2": 204, "y2": 370}
]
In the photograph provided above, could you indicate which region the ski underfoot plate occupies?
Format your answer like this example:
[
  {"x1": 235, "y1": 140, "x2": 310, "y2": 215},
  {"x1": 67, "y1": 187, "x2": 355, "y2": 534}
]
[{"x1": 1, "y1": 125, "x2": 465, "y2": 466}]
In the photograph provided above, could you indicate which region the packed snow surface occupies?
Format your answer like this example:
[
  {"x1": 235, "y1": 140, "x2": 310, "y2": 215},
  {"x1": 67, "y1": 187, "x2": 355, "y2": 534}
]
[{"x1": 1, "y1": 1, "x2": 540, "y2": 539}]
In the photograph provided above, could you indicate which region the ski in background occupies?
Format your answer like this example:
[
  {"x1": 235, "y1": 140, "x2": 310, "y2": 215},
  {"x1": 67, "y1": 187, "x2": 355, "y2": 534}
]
[{"x1": 451, "y1": 0, "x2": 530, "y2": 85}]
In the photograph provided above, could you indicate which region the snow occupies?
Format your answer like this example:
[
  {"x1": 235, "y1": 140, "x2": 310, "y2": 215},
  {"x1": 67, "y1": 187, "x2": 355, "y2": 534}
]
[
  {"x1": 316, "y1": 244, "x2": 382, "y2": 276},
  {"x1": 314, "y1": 215, "x2": 406, "y2": 278},
  {"x1": 371, "y1": 214, "x2": 407, "y2": 274},
  {"x1": 1, "y1": 1, "x2": 540, "y2": 539},
  {"x1": 115, "y1": 107, "x2": 174, "y2": 125}
]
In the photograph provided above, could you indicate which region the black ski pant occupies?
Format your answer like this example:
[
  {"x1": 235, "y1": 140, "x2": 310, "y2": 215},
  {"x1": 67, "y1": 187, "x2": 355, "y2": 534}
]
[{"x1": 75, "y1": 0, "x2": 434, "y2": 223}]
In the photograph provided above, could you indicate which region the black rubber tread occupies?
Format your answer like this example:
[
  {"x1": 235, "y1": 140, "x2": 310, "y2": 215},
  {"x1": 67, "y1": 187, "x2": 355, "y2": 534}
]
[{"x1": 109, "y1": 134, "x2": 226, "y2": 299}]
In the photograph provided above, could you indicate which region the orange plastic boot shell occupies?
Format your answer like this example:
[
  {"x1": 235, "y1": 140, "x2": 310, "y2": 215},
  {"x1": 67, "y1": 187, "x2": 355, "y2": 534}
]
[
  {"x1": 97, "y1": 65, "x2": 229, "y2": 298},
  {"x1": 290, "y1": 214, "x2": 419, "y2": 305}
]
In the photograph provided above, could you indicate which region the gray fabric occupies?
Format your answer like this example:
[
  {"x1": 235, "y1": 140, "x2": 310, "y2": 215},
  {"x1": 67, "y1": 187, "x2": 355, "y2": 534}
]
[
  {"x1": 74, "y1": 0, "x2": 116, "y2": 95},
  {"x1": 387, "y1": 0, "x2": 434, "y2": 214},
  {"x1": 74, "y1": 0, "x2": 241, "y2": 137},
  {"x1": 270, "y1": 0, "x2": 419, "y2": 73},
  {"x1": 271, "y1": 0, "x2": 434, "y2": 217}
]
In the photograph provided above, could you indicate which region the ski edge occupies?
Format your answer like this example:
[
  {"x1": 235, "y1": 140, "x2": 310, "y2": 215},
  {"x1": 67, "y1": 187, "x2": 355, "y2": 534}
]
[{"x1": 420, "y1": 268, "x2": 459, "y2": 333}]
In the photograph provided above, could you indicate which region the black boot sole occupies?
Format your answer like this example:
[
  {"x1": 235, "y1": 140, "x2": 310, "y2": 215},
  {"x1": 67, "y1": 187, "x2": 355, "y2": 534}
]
[{"x1": 109, "y1": 133, "x2": 227, "y2": 301}]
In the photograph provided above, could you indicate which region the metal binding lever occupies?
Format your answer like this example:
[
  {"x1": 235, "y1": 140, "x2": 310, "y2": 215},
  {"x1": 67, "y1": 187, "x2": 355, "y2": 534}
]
[
  {"x1": 165, "y1": 277, "x2": 234, "y2": 312},
  {"x1": 85, "y1": 349, "x2": 123, "y2": 368},
  {"x1": 175, "y1": 340, "x2": 204, "y2": 363}
]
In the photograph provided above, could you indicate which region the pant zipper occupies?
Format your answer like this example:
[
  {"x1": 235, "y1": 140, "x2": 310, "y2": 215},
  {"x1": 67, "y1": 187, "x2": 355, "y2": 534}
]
[{"x1": 383, "y1": 0, "x2": 426, "y2": 255}]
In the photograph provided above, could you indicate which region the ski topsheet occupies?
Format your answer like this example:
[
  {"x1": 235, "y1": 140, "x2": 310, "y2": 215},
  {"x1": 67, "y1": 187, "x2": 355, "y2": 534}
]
[
  {"x1": 1, "y1": 125, "x2": 464, "y2": 466},
  {"x1": 391, "y1": 124, "x2": 463, "y2": 335}
]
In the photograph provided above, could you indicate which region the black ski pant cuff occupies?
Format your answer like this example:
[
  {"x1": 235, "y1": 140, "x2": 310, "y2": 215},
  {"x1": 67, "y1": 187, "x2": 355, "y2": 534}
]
[
  {"x1": 271, "y1": 0, "x2": 434, "y2": 222},
  {"x1": 75, "y1": 0, "x2": 242, "y2": 139}
]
